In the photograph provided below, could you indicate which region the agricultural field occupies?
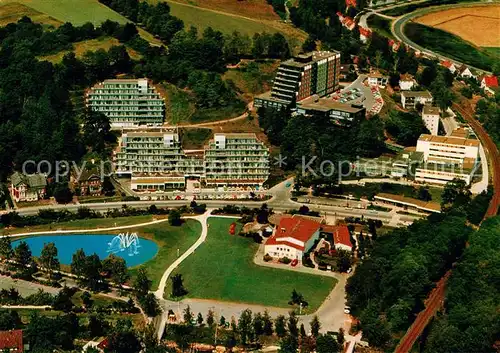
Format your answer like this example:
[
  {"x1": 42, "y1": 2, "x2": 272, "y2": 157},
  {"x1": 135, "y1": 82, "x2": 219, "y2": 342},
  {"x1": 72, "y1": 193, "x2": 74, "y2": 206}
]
[
  {"x1": 149, "y1": 0, "x2": 306, "y2": 45},
  {"x1": 404, "y1": 22, "x2": 497, "y2": 71},
  {"x1": 0, "y1": 2, "x2": 61, "y2": 27},
  {"x1": 163, "y1": 0, "x2": 280, "y2": 21},
  {"x1": 415, "y1": 5, "x2": 500, "y2": 47},
  {"x1": 170, "y1": 217, "x2": 336, "y2": 311},
  {"x1": 38, "y1": 37, "x2": 142, "y2": 63}
]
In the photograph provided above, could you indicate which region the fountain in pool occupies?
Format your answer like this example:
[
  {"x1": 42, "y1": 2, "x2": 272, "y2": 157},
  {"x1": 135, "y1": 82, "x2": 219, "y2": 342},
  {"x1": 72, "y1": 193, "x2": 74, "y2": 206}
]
[{"x1": 107, "y1": 232, "x2": 141, "y2": 256}]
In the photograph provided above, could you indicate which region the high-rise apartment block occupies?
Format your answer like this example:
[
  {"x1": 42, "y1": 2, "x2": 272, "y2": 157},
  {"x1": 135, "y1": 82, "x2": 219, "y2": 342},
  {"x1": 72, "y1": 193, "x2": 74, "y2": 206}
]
[
  {"x1": 86, "y1": 78, "x2": 165, "y2": 128},
  {"x1": 204, "y1": 133, "x2": 270, "y2": 187},
  {"x1": 114, "y1": 130, "x2": 269, "y2": 191},
  {"x1": 255, "y1": 51, "x2": 341, "y2": 110}
]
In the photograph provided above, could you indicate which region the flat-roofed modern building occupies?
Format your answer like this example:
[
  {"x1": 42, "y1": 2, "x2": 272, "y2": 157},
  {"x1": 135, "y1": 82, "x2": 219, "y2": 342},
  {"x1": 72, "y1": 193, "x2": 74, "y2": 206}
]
[
  {"x1": 114, "y1": 129, "x2": 204, "y2": 191},
  {"x1": 254, "y1": 51, "x2": 341, "y2": 110},
  {"x1": 295, "y1": 95, "x2": 366, "y2": 125},
  {"x1": 415, "y1": 134, "x2": 480, "y2": 185},
  {"x1": 86, "y1": 78, "x2": 165, "y2": 128},
  {"x1": 204, "y1": 133, "x2": 270, "y2": 187},
  {"x1": 114, "y1": 131, "x2": 269, "y2": 191},
  {"x1": 421, "y1": 106, "x2": 440, "y2": 135},
  {"x1": 401, "y1": 90, "x2": 433, "y2": 109}
]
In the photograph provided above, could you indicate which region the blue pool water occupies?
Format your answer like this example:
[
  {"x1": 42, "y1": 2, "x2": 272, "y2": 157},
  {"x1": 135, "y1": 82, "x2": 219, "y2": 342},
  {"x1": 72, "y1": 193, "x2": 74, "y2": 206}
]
[{"x1": 12, "y1": 234, "x2": 159, "y2": 267}]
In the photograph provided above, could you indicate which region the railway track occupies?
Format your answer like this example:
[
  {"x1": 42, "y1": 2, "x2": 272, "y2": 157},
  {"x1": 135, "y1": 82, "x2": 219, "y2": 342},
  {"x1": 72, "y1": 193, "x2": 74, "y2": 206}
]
[{"x1": 393, "y1": 101, "x2": 500, "y2": 353}]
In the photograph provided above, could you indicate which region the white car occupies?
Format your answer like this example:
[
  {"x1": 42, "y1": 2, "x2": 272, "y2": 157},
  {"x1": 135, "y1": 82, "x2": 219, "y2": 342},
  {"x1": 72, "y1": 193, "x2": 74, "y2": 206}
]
[{"x1": 344, "y1": 307, "x2": 351, "y2": 314}]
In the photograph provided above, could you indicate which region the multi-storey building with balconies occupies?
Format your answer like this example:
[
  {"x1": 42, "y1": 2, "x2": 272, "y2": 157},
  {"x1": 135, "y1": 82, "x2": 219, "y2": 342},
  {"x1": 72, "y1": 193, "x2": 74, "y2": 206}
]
[
  {"x1": 114, "y1": 131, "x2": 269, "y2": 191},
  {"x1": 204, "y1": 133, "x2": 270, "y2": 187},
  {"x1": 254, "y1": 51, "x2": 341, "y2": 110},
  {"x1": 86, "y1": 78, "x2": 165, "y2": 128},
  {"x1": 415, "y1": 133, "x2": 480, "y2": 185}
]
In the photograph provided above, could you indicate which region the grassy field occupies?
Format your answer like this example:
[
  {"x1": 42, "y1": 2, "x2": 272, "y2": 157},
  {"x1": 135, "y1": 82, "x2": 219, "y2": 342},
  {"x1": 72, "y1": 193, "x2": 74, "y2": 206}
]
[
  {"x1": 180, "y1": 128, "x2": 213, "y2": 150},
  {"x1": 163, "y1": 83, "x2": 196, "y2": 124},
  {"x1": 223, "y1": 61, "x2": 279, "y2": 100},
  {"x1": 39, "y1": 37, "x2": 142, "y2": 63},
  {"x1": 190, "y1": 101, "x2": 247, "y2": 124},
  {"x1": 0, "y1": 215, "x2": 160, "y2": 236},
  {"x1": 483, "y1": 47, "x2": 500, "y2": 59},
  {"x1": 404, "y1": 22, "x2": 496, "y2": 71},
  {"x1": 3, "y1": 0, "x2": 126, "y2": 25},
  {"x1": 0, "y1": 2, "x2": 61, "y2": 27},
  {"x1": 2, "y1": 0, "x2": 161, "y2": 45},
  {"x1": 170, "y1": 217, "x2": 336, "y2": 311},
  {"x1": 367, "y1": 15, "x2": 395, "y2": 40},
  {"x1": 165, "y1": 0, "x2": 279, "y2": 21},
  {"x1": 148, "y1": 0, "x2": 306, "y2": 47},
  {"x1": 127, "y1": 219, "x2": 202, "y2": 290}
]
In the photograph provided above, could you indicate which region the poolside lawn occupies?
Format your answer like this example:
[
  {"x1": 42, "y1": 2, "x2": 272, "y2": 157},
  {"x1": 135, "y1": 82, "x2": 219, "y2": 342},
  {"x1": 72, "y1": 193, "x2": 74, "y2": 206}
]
[
  {"x1": 127, "y1": 219, "x2": 202, "y2": 290},
  {"x1": 1, "y1": 215, "x2": 160, "y2": 236},
  {"x1": 170, "y1": 217, "x2": 336, "y2": 311}
]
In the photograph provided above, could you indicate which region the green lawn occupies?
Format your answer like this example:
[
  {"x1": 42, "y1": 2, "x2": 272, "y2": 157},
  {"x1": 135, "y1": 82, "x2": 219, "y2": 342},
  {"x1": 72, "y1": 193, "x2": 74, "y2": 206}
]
[
  {"x1": 404, "y1": 22, "x2": 496, "y2": 71},
  {"x1": 190, "y1": 100, "x2": 247, "y2": 123},
  {"x1": 127, "y1": 219, "x2": 202, "y2": 290},
  {"x1": 170, "y1": 217, "x2": 336, "y2": 311},
  {"x1": 0, "y1": 215, "x2": 160, "y2": 235},
  {"x1": 163, "y1": 83, "x2": 196, "y2": 124}
]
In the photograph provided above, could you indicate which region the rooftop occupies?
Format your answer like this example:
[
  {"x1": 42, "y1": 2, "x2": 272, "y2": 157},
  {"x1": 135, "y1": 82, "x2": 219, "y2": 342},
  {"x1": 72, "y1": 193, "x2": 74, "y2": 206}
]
[
  {"x1": 0, "y1": 329, "x2": 24, "y2": 352},
  {"x1": 422, "y1": 106, "x2": 440, "y2": 116},
  {"x1": 418, "y1": 134, "x2": 480, "y2": 147},
  {"x1": 11, "y1": 172, "x2": 46, "y2": 189},
  {"x1": 375, "y1": 193, "x2": 441, "y2": 212},
  {"x1": 297, "y1": 96, "x2": 365, "y2": 113},
  {"x1": 450, "y1": 127, "x2": 470, "y2": 139},
  {"x1": 401, "y1": 90, "x2": 432, "y2": 98},
  {"x1": 214, "y1": 133, "x2": 258, "y2": 139},
  {"x1": 321, "y1": 224, "x2": 353, "y2": 248},
  {"x1": 268, "y1": 215, "x2": 322, "y2": 250},
  {"x1": 281, "y1": 51, "x2": 340, "y2": 68}
]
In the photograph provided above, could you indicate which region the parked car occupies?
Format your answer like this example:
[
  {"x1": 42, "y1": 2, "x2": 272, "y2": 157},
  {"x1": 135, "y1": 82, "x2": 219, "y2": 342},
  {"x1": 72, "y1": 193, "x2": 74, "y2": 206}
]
[
  {"x1": 344, "y1": 307, "x2": 351, "y2": 314},
  {"x1": 347, "y1": 267, "x2": 353, "y2": 274},
  {"x1": 291, "y1": 259, "x2": 298, "y2": 267}
]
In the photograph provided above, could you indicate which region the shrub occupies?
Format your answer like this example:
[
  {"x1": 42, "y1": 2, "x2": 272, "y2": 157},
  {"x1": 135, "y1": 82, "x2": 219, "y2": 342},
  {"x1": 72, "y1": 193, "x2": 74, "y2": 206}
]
[
  {"x1": 263, "y1": 254, "x2": 272, "y2": 262},
  {"x1": 279, "y1": 257, "x2": 291, "y2": 264}
]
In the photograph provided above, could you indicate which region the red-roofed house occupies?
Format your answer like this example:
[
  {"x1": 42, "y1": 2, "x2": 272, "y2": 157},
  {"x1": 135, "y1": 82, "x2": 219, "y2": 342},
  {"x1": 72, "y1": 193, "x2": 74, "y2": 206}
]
[
  {"x1": 264, "y1": 215, "x2": 322, "y2": 260},
  {"x1": 441, "y1": 60, "x2": 457, "y2": 74},
  {"x1": 337, "y1": 12, "x2": 355, "y2": 30},
  {"x1": 481, "y1": 75, "x2": 499, "y2": 95},
  {"x1": 321, "y1": 225, "x2": 353, "y2": 251},
  {"x1": 359, "y1": 26, "x2": 372, "y2": 43},
  {"x1": 346, "y1": 0, "x2": 357, "y2": 8},
  {"x1": 0, "y1": 330, "x2": 24, "y2": 353}
]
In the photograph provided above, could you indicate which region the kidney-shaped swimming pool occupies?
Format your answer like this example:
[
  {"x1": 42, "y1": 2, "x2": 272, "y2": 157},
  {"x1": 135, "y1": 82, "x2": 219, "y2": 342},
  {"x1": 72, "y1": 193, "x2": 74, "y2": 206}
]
[{"x1": 12, "y1": 234, "x2": 159, "y2": 267}]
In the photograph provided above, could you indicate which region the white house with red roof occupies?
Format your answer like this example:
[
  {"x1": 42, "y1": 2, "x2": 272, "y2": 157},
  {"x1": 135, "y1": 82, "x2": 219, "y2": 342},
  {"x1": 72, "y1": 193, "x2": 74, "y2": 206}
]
[
  {"x1": 336, "y1": 12, "x2": 356, "y2": 31},
  {"x1": 321, "y1": 225, "x2": 353, "y2": 252},
  {"x1": 441, "y1": 60, "x2": 457, "y2": 74},
  {"x1": 264, "y1": 215, "x2": 322, "y2": 260},
  {"x1": 481, "y1": 75, "x2": 499, "y2": 95},
  {"x1": 359, "y1": 26, "x2": 372, "y2": 43}
]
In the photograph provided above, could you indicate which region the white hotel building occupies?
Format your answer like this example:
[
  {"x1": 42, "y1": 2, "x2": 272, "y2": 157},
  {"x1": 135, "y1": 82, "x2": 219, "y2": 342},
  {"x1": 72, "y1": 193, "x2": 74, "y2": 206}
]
[{"x1": 415, "y1": 134, "x2": 480, "y2": 185}]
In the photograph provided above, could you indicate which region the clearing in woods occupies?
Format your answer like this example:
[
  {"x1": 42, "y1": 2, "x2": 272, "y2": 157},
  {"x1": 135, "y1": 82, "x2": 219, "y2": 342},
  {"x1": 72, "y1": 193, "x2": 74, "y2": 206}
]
[
  {"x1": 38, "y1": 37, "x2": 142, "y2": 63},
  {"x1": 415, "y1": 5, "x2": 500, "y2": 47}
]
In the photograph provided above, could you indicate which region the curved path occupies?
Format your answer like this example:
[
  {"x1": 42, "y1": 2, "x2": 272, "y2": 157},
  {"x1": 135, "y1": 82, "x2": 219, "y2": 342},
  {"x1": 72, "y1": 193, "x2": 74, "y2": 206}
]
[{"x1": 391, "y1": 2, "x2": 496, "y2": 74}]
